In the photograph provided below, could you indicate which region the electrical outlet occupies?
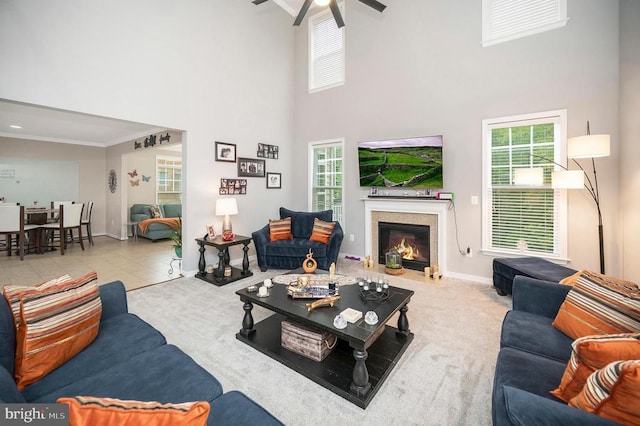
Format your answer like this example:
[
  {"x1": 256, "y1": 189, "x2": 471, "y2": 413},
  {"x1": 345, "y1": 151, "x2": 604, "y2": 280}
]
[
  {"x1": 349, "y1": 234, "x2": 355, "y2": 242},
  {"x1": 466, "y1": 247, "x2": 472, "y2": 257}
]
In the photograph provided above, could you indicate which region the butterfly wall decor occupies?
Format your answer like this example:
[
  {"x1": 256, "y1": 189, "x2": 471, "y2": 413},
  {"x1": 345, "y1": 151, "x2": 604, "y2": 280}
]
[
  {"x1": 128, "y1": 169, "x2": 138, "y2": 178},
  {"x1": 142, "y1": 175, "x2": 151, "y2": 182},
  {"x1": 130, "y1": 179, "x2": 140, "y2": 186}
]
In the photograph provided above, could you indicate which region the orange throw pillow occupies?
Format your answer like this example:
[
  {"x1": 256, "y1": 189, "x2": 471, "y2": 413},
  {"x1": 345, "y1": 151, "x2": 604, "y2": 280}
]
[
  {"x1": 569, "y1": 360, "x2": 640, "y2": 425},
  {"x1": 309, "y1": 218, "x2": 336, "y2": 244},
  {"x1": 58, "y1": 397, "x2": 210, "y2": 426},
  {"x1": 550, "y1": 333, "x2": 640, "y2": 402},
  {"x1": 14, "y1": 272, "x2": 101, "y2": 390},
  {"x1": 269, "y1": 217, "x2": 293, "y2": 241},
  {"x1": 3, "y1": 274, "x2": 73, "y2": 330},
  {"x1": 552, "y1": 270, "x2": 640, "y2": 340}
]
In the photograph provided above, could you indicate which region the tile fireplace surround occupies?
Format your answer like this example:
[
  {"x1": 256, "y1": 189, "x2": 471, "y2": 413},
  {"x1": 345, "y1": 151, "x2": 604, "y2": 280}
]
[{"x1": 363, "y1": 198, "x2": 449, "y2": 276}]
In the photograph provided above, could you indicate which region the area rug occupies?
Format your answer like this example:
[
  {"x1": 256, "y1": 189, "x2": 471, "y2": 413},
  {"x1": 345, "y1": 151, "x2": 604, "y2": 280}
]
[{"x1": 127, "y1": 259, "x2": 511, "y2": 425}]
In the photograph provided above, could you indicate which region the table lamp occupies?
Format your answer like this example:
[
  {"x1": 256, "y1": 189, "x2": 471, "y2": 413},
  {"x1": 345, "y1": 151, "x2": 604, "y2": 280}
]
[{"x1": 216, "y1": 198, "x2": 238, "y2": 241}]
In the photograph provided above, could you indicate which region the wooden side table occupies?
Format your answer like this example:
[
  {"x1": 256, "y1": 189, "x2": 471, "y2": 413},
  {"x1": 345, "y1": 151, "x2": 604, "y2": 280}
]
[{"x1": 195, "y1": 235, "x2": 252, "y2": 286}]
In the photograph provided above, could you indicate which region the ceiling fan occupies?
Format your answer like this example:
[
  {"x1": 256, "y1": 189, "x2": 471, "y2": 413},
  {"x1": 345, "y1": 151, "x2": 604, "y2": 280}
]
[{"x1": 252, "y1": 0, "x2": 387, "y2": 28}]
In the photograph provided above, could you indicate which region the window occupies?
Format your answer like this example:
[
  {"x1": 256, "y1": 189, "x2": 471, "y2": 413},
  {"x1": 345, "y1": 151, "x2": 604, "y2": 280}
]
[
  {"x1": 482, "y1": 0, "x2": 568, "y2": 47},
  {"x1": 309, "y1": 6, "x2": 345, "y2": 93},
  {"x1": 156, "y1": 156, "x2": 182, "y2": 204},
  {"x1": 309, "y1": 140, "x2": 343, "y2": 225},
  {"x1": 482, "y1": 110, "x2": 568, "y2": 259}
]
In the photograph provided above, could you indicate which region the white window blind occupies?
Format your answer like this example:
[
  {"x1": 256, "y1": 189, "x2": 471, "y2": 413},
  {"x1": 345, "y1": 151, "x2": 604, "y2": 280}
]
[
  {"x1": 309, "y1": 140, "x2": 344, "y2": 224},
  {"x1": 482, "y1": 111, "x2": 568, "y2": 259},
  {"x1": 482, "y1": 0, "x2": 568, "y2": 47},
  {"x1": 309, "y1": 8, "x2": 345, "y2": 92}
]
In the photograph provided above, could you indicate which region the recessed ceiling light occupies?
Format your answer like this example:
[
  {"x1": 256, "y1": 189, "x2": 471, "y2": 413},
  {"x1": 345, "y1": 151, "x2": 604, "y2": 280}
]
[{"x1": 9, "y1": 125, "x2": 22, "y2": 129}]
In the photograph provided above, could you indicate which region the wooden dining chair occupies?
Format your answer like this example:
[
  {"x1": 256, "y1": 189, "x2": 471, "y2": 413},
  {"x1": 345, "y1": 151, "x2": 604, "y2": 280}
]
[
  {"x1": 80, "y1": 201, "x2": 94, "y2": 246},
  {"x1": 40, "y1": 203, "x2": 85, "y2": 255},
  {"x1": 0, "y1": 205, "x2": 40, "y2": 260}
]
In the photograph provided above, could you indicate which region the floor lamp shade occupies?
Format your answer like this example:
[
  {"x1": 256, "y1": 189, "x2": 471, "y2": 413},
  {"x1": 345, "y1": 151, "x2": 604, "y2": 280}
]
[
  {"x1": 552, "y1": 170, "x2": 584, "y2": 189},
  {"x1": 514, "y1": 168, "x2": 544, "y2": 186},
  {"x1": 567, "y1": 134, "x2": 610, "y2": 158}
]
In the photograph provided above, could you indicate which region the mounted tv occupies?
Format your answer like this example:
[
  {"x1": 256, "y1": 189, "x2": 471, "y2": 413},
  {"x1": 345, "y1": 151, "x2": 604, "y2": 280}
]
[{"x1": 358, "y1": 135, "x2": 444, "y2": 188}]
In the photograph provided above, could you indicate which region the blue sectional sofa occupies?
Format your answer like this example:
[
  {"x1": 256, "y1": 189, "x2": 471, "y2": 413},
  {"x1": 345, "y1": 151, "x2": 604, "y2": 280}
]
[
  {"x1": 0, "y1": 281, "x2": 282, "y2": 426},
  {"x1": 252, "y1": 207, "x2": 344, "y2": 272},
  {"x1": 492, "y1": 276, "x2": 619, "y2": 425},
  {"x1": 130, "y1": 203, "x2": 182, "y2": 241}
]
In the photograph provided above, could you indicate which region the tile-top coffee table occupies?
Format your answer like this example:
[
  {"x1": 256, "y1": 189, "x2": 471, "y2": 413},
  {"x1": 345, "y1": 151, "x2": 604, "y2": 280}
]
[{"x1": 235, "y1": 279, "x2": 414, "y2": 408}]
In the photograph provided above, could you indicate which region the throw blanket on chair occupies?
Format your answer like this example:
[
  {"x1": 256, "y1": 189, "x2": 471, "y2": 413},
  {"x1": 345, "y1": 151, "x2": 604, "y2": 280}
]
[{"x1": 137, "y1": 218, "x2": 180, "y2": 234}]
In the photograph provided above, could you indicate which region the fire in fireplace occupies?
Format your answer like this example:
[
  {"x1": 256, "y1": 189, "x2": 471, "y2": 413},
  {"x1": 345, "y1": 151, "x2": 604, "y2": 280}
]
[{"x1": 378, "y1": 222, "x2": 430, "y2": 271}]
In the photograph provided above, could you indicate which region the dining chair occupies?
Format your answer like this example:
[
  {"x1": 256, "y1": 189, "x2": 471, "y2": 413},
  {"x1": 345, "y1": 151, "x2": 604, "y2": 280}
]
[
  {"x1": 0, "y1": 205, "x2": 40, "y2": 260},
  {"x1": 40, "y1": 203, "x2": 85, "y2": 255},
  {"x1": 80, "y1": 201, "x2": 94, "y2": 246}
]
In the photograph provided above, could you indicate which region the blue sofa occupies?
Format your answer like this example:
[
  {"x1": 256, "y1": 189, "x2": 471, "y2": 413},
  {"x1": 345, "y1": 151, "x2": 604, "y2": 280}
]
[
  {"x1": 252, "y1": 207, "x2": 344, "y2": 272},
  {"x1": 492, "y1": 276, "x2": 619, "y2": 425},
  {"x1": 130, "y1": 203, "x2": 181, "y2": 241},
  {"x1": 0, "y1": 281, "x2": 282, "y2": 426}
]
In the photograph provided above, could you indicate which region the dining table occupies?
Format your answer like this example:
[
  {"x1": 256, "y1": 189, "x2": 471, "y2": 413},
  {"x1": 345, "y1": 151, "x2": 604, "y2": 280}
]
[{"x1": 24, "y1": 207, "x2": 59, "y2": 253}]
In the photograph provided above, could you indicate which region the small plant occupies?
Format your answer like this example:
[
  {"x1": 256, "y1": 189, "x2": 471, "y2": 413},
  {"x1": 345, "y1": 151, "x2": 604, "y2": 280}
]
[{"x1": 170, "y1": 217, "x2": 182, "y2": 249}]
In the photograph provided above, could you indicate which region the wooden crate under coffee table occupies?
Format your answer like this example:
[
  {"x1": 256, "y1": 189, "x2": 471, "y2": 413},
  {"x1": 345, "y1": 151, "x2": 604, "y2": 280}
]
[{"x1": 235, "y1": 273, "x2": 414, "y2": 408}]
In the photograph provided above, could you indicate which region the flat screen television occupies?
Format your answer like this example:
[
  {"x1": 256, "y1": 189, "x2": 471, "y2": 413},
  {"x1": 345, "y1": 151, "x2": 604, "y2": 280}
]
[{"x1": 358, "y1": 135, "x2": 443, "y2": 188}]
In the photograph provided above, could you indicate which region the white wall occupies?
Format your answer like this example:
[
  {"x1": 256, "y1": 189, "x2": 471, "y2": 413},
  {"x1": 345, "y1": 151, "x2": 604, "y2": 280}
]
[
  {"x1": 0, "y1": 137, "x2": 107, "y2": 235},
  {"x1": 0, "y1": 0, "x2": 295, "y2": 271},
  {"x1": 292, "y1": 0, "x2": 624, "y2": 280},
  {"x1": 619, "y1": 0, "x2": 640, "y2": 283}
]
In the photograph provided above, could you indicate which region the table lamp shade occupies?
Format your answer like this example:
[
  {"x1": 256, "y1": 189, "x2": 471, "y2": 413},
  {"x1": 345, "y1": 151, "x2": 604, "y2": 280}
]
[
  {"x1": 514, "y1": 168, "x2": 544, "y2": 186},
  {"x1": 567, "y1": 134, "x2": 610, "y2": 158},
  {"x1": 216, "y1": 198, "x2": 238, "y2": 240},
  {"x1": 216, "y1": 198, "x2": 238, "y2": 216},
  {"x1": 552, "y1": 170, "x2": 584, "y2": 189}
]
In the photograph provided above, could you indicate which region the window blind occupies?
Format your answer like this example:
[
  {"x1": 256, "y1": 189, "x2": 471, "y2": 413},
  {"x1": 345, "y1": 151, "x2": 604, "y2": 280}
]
[
  {"x1": 482, "y1": 0, "x2": 568, "y2": 46},
  {"x1": 309, "y1": 10, "x2": 344, "y2": 92},
  {"x1": 485, "y1": 116, "x2": 564, "y2": 257}
]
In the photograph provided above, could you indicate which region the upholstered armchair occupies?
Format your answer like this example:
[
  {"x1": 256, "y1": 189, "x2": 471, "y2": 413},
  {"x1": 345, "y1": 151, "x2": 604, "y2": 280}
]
[{"x1": 252, "y1": 208, "x2": 343, "y2": 272}]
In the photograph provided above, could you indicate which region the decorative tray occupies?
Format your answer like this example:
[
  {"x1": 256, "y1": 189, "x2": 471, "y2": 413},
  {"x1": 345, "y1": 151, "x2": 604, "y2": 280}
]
[
  {"x1": 287, "y1": 286, "x2": 339, "y2": 299},
  {"x1": 273, "y1": 274, "x2": 358, "y2": 287}
]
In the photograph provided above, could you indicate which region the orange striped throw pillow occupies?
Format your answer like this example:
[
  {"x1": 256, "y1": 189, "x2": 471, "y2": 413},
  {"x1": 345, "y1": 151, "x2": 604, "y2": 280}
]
[
  {"x1": 309, "y1": 218, "x2": 336, "y2": 244},
  {"x1": 552, "y1": 270, "x2": 640, "y2": 340},
  {"x1": 569, "y1": 360, "x2": 640, "y2": 425},
  {"x1": 58, "y1": 396, "x2": 210, "y2": 426},
  {"x1": 551, "y1": 333, "x2": 640, "y2": 402},
  {"x1": 14, "y1": 271, "x2": 101, "y2": 390},
  {"x1": 269, "y1": 217, "x2": 293, "y2": 241},
  {"x1": 3, "y1": 274, "x2": 73, "y2": 330}
]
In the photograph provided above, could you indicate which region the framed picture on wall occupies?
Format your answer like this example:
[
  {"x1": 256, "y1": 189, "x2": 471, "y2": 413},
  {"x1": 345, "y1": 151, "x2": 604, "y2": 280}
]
[
  {"x1": 237, "y1": 157, "x2": 265, "y2": 178},
  {"x1": 215, "y1": 141, "x2": 236, "y2": 163},
  {"x1": 266, "y1": 172, "x2": 281, "y2": 189}
]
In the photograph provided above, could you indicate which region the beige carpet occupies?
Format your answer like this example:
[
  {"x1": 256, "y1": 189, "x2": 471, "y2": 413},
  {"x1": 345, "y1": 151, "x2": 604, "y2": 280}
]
[{"x1": 127, "y1": 259, "x2": 511, "y2": 425}]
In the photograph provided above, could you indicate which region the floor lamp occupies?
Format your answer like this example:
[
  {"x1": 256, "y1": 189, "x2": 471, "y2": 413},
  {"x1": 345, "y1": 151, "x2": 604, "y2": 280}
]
[
  {"x1": 514, "y1": 122, "x2": 610, "y2": 273},
  {"x1": 563, "y1": 122, "x2": 610, "y2": 274}
]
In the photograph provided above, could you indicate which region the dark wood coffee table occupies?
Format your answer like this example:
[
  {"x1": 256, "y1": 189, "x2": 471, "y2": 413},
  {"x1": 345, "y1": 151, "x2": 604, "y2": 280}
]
[{"x1": 235, "y1": 277, "x2": 414, "y2": 408}]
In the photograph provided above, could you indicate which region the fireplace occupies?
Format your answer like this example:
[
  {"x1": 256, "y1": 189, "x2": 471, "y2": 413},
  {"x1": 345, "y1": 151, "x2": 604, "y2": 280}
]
[{"x1": 378, "y1": 222, "x2": 430, "y2": 272}]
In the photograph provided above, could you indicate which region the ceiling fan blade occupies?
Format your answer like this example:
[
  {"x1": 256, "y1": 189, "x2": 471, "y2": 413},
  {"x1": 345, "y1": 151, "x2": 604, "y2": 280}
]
[
  {"x1": 329, "y1": 0, "x2": 345, "y2": 28},
  {"x1": 252, "y1": 0, "x2": 269, "y2": 4},
  {"x1": 358, "y1": 0, "x2": 386, "y2": 13},
  {"x1": 294, "y1": 0, "x2": 314, "y2": 26}
]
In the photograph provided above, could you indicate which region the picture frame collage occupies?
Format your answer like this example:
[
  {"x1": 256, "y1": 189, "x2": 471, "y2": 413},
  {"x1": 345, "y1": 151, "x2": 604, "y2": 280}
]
[{"x1": 215, "y1": 141, "x2": 282, "y2": 193}]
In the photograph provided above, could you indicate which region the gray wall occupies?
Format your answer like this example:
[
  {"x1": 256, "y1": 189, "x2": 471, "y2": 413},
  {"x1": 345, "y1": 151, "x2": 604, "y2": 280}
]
[
  {"x1": 293, "y1": 0, "x2": 623, "y2": 280},
  {"x1": 0, "y1": 0, "x2": 295, "y2": 271},
  {"x1": 619, "y1": 0, "x2": 640, "y2": 283}
]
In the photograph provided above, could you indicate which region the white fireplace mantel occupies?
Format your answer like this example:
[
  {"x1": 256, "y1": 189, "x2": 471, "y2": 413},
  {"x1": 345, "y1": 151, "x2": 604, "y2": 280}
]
[{"x1": 362, "y1": 198, "x2": 449, "y2": 276}]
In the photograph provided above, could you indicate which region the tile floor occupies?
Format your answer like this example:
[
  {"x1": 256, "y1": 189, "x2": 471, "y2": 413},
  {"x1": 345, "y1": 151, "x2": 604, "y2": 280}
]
[{"x1": 0, "y1": 236, "x2": 182, "y2": 290}]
